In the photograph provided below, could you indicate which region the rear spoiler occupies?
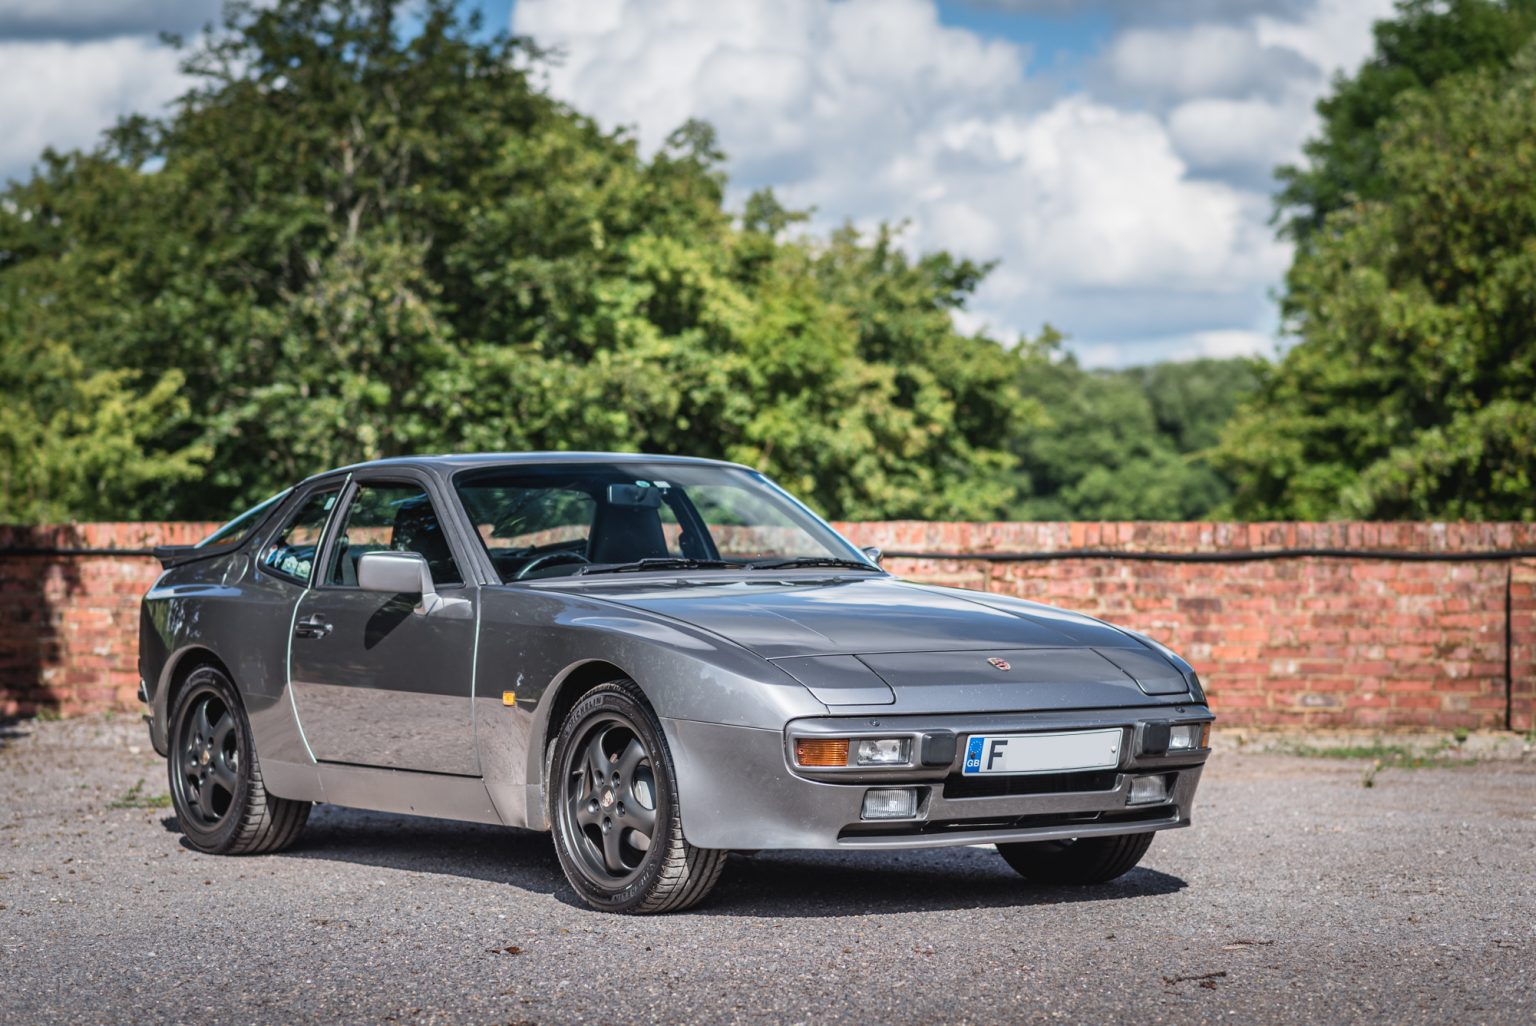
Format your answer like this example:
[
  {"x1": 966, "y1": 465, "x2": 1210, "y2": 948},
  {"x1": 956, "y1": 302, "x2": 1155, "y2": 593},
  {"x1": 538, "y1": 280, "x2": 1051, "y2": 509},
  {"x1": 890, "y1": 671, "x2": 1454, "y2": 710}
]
[{"x1": 153, "y1": 544, "x2": 220, "y2": 569}]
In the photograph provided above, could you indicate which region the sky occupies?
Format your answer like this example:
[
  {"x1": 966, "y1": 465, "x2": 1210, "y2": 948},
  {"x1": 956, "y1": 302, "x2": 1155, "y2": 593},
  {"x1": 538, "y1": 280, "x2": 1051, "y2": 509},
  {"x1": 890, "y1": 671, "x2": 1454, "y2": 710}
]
[{"x1": 0, "y1": 0, "x2": 1398, "y2": 367}]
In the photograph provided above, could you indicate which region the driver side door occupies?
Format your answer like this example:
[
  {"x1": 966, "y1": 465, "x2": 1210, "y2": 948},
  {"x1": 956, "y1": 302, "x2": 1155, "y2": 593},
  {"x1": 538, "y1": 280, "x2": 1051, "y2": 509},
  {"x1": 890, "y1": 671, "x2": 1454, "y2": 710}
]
[{"x1": 288, "y1": 475, "x2": 479, "y2": 776}]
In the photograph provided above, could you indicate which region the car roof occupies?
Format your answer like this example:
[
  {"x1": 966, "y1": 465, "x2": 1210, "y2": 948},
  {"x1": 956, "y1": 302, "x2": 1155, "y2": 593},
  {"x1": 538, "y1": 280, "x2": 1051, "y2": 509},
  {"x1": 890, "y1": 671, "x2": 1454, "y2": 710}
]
[{"x1": 300, "y1": 451, "x2": 753, "y2": 486}]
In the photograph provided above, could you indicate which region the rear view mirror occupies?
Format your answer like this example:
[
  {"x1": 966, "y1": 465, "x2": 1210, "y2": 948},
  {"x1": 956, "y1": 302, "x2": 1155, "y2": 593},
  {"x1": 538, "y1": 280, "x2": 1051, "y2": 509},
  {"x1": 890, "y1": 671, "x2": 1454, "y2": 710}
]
[
  {"x1": 357, "y1": 551, "x2": 438, "y2": 613},
  {"x1": 607, "y1": 483, "x2": 663, "y2": 509}
]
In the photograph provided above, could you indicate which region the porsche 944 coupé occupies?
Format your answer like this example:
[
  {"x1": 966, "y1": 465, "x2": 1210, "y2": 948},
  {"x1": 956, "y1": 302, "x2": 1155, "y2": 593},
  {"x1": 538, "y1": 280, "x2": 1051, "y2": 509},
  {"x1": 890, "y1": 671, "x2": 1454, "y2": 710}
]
[{"x1": 140, "y1": 453, "x2": 1212, "y2": 913}]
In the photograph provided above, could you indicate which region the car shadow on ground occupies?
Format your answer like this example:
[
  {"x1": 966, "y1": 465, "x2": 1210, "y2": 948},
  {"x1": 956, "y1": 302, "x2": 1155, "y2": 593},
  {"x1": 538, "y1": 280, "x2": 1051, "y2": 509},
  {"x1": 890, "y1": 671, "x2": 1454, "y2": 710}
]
[
  {"x1": 164, "y1": 804, "x2": 1186, "y2": 916},
  {"x1": 707, "y1": 848, "x2": 1185, "y2": 917}
]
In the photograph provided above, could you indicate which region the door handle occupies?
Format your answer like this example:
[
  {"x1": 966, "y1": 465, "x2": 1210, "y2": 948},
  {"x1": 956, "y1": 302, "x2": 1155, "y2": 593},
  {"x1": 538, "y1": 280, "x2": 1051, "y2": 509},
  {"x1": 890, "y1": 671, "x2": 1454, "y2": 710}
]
[{"x1": 294, "y1": 614, "x2": 333, "y2": 640}]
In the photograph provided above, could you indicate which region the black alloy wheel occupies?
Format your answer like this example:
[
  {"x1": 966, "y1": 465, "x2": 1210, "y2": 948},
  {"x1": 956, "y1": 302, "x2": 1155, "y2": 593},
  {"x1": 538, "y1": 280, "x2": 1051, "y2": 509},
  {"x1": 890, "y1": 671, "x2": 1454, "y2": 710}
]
[
  {"x1": 166, "y1": 665, "x2": 310, "y2": 855},
  {"x1": 549, "y1": 680, "x2": 725, "y2": 913},
  {"x1": 173, "y1": 684, "x2": 240, "y2": 829},
  {"x1": 565, "y1": 718, "x2": 658, "y2": 885}
]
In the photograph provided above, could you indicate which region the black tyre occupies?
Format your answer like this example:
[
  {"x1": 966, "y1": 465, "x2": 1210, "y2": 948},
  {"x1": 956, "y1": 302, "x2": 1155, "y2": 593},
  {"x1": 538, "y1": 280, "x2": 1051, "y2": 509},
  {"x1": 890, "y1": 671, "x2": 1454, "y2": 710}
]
[
  {"x1": 167, "y1": 665, "x2": 310, "y2": 855},
  {"x1": 548, "y1": 680, "x2": 725, "y2": 914},
  {"x1": 997, "y1": 832, "x2": 1154, "y2": 885}
]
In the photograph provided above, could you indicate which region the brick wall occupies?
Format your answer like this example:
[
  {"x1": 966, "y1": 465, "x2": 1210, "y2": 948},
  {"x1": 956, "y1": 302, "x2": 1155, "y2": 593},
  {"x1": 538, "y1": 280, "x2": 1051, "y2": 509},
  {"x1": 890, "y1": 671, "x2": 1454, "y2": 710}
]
[
  {"x1": 2, "y1": 520, "x2": 1533, "y2": 730},
  {"x1": 832, "y1": 522, "x2": 1536, "y2": 732},
  {"x1": 0, "y1": 523, "x2": 217, "y2": 718}
]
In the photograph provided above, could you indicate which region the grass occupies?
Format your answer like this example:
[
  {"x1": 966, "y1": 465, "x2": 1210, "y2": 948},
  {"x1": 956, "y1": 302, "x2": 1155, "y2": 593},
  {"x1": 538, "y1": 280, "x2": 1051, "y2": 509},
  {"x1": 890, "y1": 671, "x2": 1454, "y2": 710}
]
[
  {"x1": 1284, "y1": 740, "x2": 1477, "y2": 787},
  {"x1": 1286, "y1": 743, "x2": 1458, "y2": 769},
  {"x1": 109, "y1": 778, "x2": 172, "y2": 810}
]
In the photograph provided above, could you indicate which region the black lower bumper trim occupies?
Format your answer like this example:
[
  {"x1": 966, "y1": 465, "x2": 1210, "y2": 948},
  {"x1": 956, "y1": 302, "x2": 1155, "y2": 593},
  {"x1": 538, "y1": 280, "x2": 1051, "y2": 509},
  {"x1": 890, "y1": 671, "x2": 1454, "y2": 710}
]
[
  {"x1": 943, "y1": 769, "x2": 1119, "y2": 799},
  {"x1": 837, "y1": 804, "x2": 1176, "y2": 840}
]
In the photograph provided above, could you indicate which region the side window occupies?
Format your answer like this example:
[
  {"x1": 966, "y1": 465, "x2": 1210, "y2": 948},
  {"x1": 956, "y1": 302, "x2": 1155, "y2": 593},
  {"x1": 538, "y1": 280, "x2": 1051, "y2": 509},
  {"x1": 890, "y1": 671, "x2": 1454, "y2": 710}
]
[
  {"x1": 327, "y1": 482, "x2": 463, "y2": 588},
  {"x1": 260, "y1": 489, "x2": 340, "y2": 584}
]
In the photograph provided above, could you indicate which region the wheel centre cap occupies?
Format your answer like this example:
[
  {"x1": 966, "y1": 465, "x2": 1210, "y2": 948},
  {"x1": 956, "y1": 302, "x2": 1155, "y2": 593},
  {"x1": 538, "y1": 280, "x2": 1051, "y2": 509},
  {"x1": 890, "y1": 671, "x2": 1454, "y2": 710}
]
[
  {"x1": 600, "y1": 788, "x2": 615, "y2": 808},
  {"x1": 199, "y1": 749, "x2": 211, "y2": 766}
]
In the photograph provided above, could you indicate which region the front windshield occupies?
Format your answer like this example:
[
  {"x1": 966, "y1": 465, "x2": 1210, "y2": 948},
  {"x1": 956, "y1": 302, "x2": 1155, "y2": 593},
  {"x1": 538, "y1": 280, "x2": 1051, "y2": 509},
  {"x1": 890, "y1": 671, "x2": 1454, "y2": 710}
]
[
  {"x1": 195, "y1": 489, "x2": 292, "y2": 550},
  {"x1": 453, "y1": 462, "x2": 871, "y2": 582}
]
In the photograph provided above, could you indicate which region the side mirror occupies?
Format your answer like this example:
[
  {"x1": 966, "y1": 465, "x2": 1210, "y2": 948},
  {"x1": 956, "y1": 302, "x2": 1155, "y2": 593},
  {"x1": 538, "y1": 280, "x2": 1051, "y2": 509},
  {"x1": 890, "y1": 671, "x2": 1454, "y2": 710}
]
[
  {"x1": 861, "y1": 546, "x2": 883, "y2": 567},
  {"x1": 357, "y1": 551, "x2": 439, "y2": 613}
]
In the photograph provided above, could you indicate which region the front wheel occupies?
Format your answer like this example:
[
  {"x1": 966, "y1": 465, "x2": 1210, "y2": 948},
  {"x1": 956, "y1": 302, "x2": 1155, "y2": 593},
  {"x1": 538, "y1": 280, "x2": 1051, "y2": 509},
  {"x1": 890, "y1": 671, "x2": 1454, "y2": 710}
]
[
  {"x1": 167, "y1": 665, "x2": 310, "y2": 855},
  {"x1": 548, "y1": 680, "x2": 725, "y2": 913},
  {"x1": 997, "y1": 832, "x2": 1154, "y2": 885}
]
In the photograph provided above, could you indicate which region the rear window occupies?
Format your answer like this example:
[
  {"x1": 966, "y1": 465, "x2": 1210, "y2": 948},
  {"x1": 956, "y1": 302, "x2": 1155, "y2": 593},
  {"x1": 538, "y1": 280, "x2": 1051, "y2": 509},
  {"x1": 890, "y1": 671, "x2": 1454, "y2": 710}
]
[{"x1": 196, "y1": 489, "x2": 292, "y2": 551}]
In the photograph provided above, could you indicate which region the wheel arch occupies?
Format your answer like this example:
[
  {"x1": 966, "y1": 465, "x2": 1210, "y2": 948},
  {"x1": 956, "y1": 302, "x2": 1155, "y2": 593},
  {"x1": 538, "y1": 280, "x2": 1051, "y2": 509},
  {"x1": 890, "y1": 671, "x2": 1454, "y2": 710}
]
[
  {"x1": 536, "y1": 659, "x2": 639, "y2": 769},
  {"x1": 156, "y1": 646, "x2": 237, "y2": 739}
]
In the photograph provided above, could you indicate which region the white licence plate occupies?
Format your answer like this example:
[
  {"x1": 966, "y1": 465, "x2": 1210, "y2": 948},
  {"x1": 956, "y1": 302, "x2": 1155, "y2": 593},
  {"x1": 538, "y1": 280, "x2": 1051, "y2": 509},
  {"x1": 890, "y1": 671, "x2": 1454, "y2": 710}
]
[{"x1": 961, "y1": 729, "x2": 1123, "y2": 776}]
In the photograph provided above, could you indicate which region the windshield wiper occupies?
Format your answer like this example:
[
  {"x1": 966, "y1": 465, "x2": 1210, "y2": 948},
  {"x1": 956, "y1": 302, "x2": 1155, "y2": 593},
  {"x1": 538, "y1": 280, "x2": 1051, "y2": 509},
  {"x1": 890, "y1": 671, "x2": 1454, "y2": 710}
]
[
  {"x1": 577, "y1": 557, "x2": 734, "y2": 576},
  {"x1": 746, "y1": 557, "x2": 881, "y2": 572}
]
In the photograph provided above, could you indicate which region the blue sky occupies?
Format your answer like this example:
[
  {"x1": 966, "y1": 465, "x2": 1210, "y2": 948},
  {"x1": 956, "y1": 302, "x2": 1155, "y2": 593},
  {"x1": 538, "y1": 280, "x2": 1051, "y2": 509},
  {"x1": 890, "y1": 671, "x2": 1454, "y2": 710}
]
[{"x1": 0, "y1": 0, "x2": 1397, "y2": 366}]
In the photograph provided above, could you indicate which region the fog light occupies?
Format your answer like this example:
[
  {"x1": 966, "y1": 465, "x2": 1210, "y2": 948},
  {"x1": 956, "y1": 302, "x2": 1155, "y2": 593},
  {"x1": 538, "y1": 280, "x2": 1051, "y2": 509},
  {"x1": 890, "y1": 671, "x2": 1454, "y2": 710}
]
[
  {"x1": 854, "y1": 738, "x2": 911, "y2": 766},
  {"x1": 1169, "y1": 724, "x2": 1206, "y2": 751},
  {"x1": 795, "y1": 738, "x2": 850, "y2": 767},
  {"x1": 1127, "y1": 774, "x2": 1169, "y2": 805},
  {"x1": 861, "y1": 787, "x2": 918, "y2": 820}
]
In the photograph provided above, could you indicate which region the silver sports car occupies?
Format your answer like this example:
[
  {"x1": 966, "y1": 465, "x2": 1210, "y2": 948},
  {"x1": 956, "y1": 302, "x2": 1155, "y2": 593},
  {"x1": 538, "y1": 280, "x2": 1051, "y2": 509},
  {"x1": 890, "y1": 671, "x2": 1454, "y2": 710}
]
[{"x1": 140, "y1": 453, "x2": 1213, "y2": 913}]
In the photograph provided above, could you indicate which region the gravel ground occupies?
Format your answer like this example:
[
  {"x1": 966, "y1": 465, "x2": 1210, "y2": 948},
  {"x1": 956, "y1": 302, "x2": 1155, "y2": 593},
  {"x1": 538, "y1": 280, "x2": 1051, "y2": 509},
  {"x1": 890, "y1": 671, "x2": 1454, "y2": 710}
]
[{"x1": 2, "y1": 717, "x2": 1533, "y2": 1026}]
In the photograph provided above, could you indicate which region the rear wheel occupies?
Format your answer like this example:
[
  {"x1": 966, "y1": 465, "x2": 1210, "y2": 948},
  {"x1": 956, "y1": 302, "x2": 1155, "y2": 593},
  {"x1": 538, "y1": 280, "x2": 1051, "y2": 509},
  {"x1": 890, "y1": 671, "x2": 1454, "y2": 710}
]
[
  {"x1": 548, "y1": 680, "x2": 725, "y2": 913},
  {"x1": 167, "y1": 665, "x2": 310, "y2": 854},
  {"x1": 997, "y1": 832, "x2": 1154, "y2": 885}
]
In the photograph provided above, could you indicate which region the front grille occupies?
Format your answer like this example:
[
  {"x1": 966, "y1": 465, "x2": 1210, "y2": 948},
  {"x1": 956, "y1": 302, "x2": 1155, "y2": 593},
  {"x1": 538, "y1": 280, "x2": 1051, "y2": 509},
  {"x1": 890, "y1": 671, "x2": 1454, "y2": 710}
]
[{"x1": 943, "y1": 770, "x2": 1119, "y2": 800}]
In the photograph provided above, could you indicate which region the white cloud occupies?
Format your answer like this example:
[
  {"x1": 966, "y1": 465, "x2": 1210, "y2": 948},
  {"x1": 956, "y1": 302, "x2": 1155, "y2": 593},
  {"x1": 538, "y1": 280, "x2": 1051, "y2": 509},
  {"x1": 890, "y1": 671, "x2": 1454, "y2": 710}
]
[
  {"x1": 0, "y1": 36, "x2": 187, "y2": 183},
  {"x1": 1104, "y1": 24, "x2": 1310, "y2": 102},
  {"x1": 1179, "y1": 328, "x2": 1275, "y2": 359},
  {"x1": 1256, "y1": 0, "x2": 1394, "y2": 81},
  {"x1": 514, "y1": 0, "x2": 1307, "y2": 366},
  {"x1": 1166, "y1": 94, "x2": 1314, "y2": 177},
  {"x1": 1077, "y1": 328, "x2": 1275, "y2": 369},
  {"x1": 970, "y1": 1, "x2": 1315, "y2": 21}
]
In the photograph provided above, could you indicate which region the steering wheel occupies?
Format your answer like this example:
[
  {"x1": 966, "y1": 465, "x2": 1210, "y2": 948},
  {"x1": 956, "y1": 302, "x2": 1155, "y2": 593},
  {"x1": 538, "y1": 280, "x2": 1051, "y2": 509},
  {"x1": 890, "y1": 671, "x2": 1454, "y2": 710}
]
[{"x1": 514, "y1": 550, "x2": 591, "y2": 580}]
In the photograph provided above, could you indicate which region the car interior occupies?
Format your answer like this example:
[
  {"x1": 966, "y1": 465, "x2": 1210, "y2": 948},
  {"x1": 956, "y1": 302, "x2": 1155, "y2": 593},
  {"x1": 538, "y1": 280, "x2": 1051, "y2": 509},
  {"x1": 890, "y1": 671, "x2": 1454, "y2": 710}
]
[{"x1": 472, "y1": 479, "x2": 717, "y2": 582}]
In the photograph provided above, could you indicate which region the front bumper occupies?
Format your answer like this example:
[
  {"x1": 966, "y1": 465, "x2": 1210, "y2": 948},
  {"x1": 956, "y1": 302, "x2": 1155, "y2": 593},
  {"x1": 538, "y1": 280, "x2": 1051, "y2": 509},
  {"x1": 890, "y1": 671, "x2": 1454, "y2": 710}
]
[{"x1": 663, "y1": 705, "x2": 1212, "y2": 850}]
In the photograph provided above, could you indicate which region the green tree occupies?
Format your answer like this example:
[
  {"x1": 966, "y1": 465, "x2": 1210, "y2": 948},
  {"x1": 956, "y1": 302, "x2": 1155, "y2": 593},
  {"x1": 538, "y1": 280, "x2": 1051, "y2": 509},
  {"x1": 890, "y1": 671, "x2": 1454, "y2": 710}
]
[
  {"x1": 0, "y1": 0, "x2": 1034, "y2": 523},
  {"x1": 0, "y1": 331, "x2": 207, "y2": 523},
  {"x1": 1220, "y1": 47, "x2": 1536, "y2": 519},
  {"x1": 1010, "y1": 336, "x2": 1258, "y2": 521},
  {"x1": 1275, "y1": 0, "x2": 1536, "y2": 246}
]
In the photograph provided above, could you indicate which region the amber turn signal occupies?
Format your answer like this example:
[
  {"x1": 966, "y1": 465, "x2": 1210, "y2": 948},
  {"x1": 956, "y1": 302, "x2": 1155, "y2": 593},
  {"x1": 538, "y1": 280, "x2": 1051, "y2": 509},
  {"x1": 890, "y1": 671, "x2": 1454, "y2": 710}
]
[{"x1": 795, "y1": 738, "x2": 849, "y2": 767}]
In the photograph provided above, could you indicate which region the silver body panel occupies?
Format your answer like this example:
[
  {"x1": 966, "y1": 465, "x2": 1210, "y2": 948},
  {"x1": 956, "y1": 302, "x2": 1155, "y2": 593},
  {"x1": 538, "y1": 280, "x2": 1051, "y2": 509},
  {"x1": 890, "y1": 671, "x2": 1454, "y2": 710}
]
[{"x1": 140, "y1": 453, "x2": 1213, "y2": 852}]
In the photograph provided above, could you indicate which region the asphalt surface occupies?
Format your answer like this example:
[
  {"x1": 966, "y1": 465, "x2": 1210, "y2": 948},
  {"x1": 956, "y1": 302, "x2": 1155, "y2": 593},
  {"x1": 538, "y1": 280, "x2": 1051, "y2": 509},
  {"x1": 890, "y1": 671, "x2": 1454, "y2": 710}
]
[{"x1": 3, "y1": 718, "x2": 1533, "y2": 1026}]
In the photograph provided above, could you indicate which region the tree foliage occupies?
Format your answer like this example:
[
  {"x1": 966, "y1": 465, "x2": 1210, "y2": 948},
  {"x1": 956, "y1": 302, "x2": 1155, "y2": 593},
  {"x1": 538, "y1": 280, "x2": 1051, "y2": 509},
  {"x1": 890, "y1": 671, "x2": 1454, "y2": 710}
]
[
  {"x1": 1013, "y1": 335, "x2": 1259, "y2": 520},
  {"x1": 1220, "y1": 45, "x2": 1536, "y2": 519},
  {"x1": 1274, "y1": 0, "x2": 1536, "y2": 247},
  {"x1": 0, "y1": 0, "x2": 1039, "y2": 523}
]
